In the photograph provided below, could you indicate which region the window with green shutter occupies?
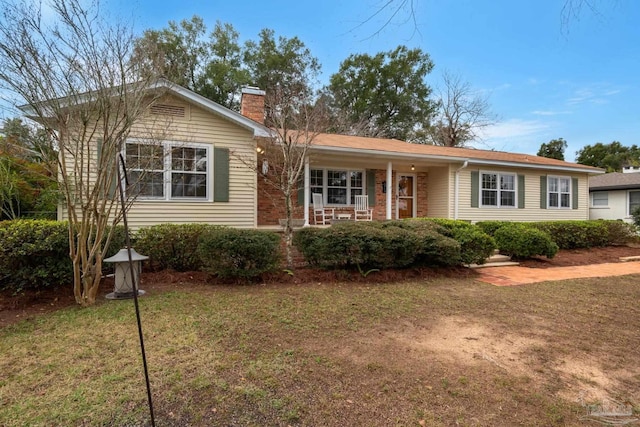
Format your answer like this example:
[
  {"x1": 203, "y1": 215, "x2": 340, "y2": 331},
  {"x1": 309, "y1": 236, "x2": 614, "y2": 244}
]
[{"x1": 124, "y1": 140, "x2": 217, "y2": 201}]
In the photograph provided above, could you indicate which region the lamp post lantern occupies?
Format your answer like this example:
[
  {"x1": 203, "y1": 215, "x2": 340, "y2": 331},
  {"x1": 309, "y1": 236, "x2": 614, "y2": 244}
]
[{"x1": 104, "y1": 248, "x2": 148, "y2": 299}]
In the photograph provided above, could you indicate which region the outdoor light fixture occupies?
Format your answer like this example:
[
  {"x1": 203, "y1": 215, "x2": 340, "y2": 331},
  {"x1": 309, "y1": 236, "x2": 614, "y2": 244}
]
[
  {"x1": 411, "y1": 164, "x2": 415, "y2": 171},
  {"x1": 104, "y1": 248, "x2": 148, "y2": 300},
  {"x1": 256, "y1": 146, "x2": 264, "y2": 154}
]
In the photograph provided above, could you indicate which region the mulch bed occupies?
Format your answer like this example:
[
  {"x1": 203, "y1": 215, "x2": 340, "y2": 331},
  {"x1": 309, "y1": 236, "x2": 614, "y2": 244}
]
[{"x1": 2, "y1": 245, "x2": 640, "y2": 328}]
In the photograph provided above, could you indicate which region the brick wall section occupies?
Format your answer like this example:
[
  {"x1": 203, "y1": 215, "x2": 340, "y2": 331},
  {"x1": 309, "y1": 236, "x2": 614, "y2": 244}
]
[
  {"x1": 240, "y1": 91, "x2": 265, "y2": 124},
  {"x1": 257, "y1": 175, "x2": 305, "y2": 226}
]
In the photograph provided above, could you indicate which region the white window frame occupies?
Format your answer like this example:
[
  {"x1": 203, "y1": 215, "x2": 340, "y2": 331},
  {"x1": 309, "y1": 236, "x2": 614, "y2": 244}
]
[
  {"x1": 310, "y1": 167, "x2": 365, "y2": 206},
  {"x1": 125, "y1": 139, "x2": 212, "y2": 202},
  {"x1": 591, "y1": 191, "x2": 608, "y2": 208},
  {"x1": 547, "y1": 176, "x2": 571, "y2": 209},
  {"x1": 628, "y1": 190, "x2": 640, "y2": 216},
  {"x1": 480, "y1": 171, "x2": 517, "y2": 208}
]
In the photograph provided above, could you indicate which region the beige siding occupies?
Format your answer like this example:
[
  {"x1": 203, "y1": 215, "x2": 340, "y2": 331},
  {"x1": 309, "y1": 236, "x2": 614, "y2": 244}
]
[
  {"x1": 61, "y1": 95, "x2": 258, "y2": 229},
  {"x1": 457, "y1": 167, "x2": 590, "y2": 222},
  {"x1": 126, "y1": 98, "x2": 257, "y2": 229},
  {"x1": 426, "y1": 165, "x2": 451, "y2": 218}
]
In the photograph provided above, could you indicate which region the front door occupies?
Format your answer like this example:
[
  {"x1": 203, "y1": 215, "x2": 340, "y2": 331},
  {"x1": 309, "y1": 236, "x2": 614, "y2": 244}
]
[{"x1": 397, "y1": 174, "x2": 416, "y2": 219}]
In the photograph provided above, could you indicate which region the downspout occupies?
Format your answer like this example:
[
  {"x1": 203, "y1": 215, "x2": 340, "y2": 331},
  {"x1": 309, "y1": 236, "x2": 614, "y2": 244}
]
[{"x1": 454, "y1": 160, "x2": 469, "y2": 220}]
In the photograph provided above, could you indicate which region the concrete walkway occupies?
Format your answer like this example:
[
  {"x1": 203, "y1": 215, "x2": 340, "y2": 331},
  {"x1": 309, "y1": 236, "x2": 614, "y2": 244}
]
[{"x1": 475, "y1": 262, "x2": 640, "y2": 286}]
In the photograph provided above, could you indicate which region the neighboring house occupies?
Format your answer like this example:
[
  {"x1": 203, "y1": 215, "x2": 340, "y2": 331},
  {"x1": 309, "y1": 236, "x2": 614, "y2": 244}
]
[
  {"x1": 22, "y1": 80, "x2": 604, "y2": 228},
  {"x1": 589, "y1": 168, "x2": 640, "y2": 223}
]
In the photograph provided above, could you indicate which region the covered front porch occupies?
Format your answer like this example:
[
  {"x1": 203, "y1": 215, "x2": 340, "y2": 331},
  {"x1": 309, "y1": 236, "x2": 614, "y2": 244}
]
[{"x1": 257, "y1": 147, "x2": 467, "y2": 227}]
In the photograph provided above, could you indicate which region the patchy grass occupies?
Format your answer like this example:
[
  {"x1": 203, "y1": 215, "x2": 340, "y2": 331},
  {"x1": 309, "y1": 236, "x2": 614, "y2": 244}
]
[{"x1": 1, "y1": 275, "x2": 640, "y2": 426}]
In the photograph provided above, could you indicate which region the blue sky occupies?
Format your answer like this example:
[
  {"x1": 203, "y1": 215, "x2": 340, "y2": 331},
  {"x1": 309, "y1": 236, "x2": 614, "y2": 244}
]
[{"x1": 7, "y1": 0, "x2": 640, "y2": 161}]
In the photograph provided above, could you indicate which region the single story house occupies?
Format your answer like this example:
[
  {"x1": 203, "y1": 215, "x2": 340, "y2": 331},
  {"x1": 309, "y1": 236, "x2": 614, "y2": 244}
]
[
  {"x1": 589, "y1": 168, "x2": 640, "y2": 223},
  {"x1": 23, "y1": 80, "x2": 604, "y2": 228}
]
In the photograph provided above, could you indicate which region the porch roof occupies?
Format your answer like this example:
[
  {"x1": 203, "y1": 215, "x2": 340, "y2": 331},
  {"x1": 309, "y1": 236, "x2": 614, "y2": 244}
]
[{"x1": 308, "y1": 133, "x2": 604, "y2": 174}]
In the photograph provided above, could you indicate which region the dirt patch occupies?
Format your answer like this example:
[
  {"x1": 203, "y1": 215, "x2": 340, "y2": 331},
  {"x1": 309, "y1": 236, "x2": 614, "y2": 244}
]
[{"x1": 341, "y1": 315, "x2": 631, "y2": 407}]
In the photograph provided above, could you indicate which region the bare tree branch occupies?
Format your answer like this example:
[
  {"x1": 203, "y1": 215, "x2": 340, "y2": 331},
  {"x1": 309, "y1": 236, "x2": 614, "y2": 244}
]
[
  {"x1": 423, "y1": 71, "x2": 498, "y2": 147},
  {"x1": 0, "y1": 0, "x2": 165, "y2": 306}
]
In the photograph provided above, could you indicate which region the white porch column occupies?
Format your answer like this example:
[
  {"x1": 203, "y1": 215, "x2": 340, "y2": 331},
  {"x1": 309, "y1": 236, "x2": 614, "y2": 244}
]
[
  {"x1": 386, "y1": 161, "x2": 393, "y2": 220},
  {"x1": 303, "y1": 156, "x2": 310, "y2": 226}
]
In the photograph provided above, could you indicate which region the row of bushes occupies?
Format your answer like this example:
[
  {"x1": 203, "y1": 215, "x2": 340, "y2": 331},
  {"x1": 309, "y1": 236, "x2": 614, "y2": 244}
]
[
  {"x1": 135, "y1": 223, "x2": 281, "y2": 279},
  {"x1": 476, "y1": 219, "x2": 636, "y2": 250},
  {"x1": 293, "y1": 220, "x2": 496, "y2": 270},
  {"x1": 1, "y1": 218, "x2": 636, "y2": 292},
  {"x1": 0, "y1": 220, "x2": 282, "y2": 292},
  {"x1": 0, "y1": 220, "x2": 127, "y2": 292}
]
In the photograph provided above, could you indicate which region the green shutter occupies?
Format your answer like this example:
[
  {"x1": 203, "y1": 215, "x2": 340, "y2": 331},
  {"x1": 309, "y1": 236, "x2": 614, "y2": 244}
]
[
  {"x1": 470, "y1": 171, "x2": 479, "y2": 208},
  {"x1": 367, "y1": 170, "x2": 376, "y2": 206},
  {"x1": 297, "y1": 176, "x2": 304, "y2": 205},
  {"x1": 572, "y1": 177, "x2": 579, "y2": 209},
  {"x1": 213, "y1": 147, "x2": 229, "y2": 202},
  {"x1": 517, "y1": 175, "x2": 525, "y2": 209},
  {"x1": 540, "y1": 176, "x2": 547, "y2": 209}
]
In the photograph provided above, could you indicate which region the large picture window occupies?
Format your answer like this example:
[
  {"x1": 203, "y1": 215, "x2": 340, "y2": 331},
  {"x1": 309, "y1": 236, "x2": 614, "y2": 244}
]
[
  {"x1": 481, "y1": 172, "x2": 515, "y2": 207},
  {"x1": 311, "y1": 168, "x2": 364, "y2": 205},
  {"x1": 548, "y1": 176, "x2": 571, "y2": 208},
  {"x1": 126, "y1": 141, "x2": 210, "y2": 200}
]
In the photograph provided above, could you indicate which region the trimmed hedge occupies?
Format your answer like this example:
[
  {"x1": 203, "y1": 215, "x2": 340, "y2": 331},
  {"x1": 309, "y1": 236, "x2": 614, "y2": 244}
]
[
  {"x1": 477, "y1": 219, "x2": 637, "y2": 250},
  {"x1": 197, "y1": 228, "x2": 281, "y2": 280},
  {"x1": 531, "y1": 220, "x2": 608, "y2": 249},
  {"x1": 0, "y1": 219, "x2": 71, "y2": 292},
  {"x1": 599, "y1": 220, "x2": 638, "y2": 245},
  {"x1": 0, "y1": 220, "x2": 127, "y2": 292},
  {"x1": 421, "y1": 219, "x2": 496, "y2": 265},
  {"x1": 493, "y1": 223, "x2": 558, "y2": 259},
  {"x1": 294, "y1": 220, "x2": 471, "y2": 270},
  {"x1": 135, "y1": 223, "x2": 217, "y2": 271}
]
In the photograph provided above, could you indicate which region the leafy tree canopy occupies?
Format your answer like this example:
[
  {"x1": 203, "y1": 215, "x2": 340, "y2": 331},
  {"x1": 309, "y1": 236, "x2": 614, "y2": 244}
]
[
  {"x1": 326, "y1": 45, "x2": 436, "y2": 141},
  {"x1": 134, "y1": 18, "x2": 319, "y2": 110},
  {"x1": 537, "y1": 138, "x2": 568, "y2": 161},
  {"x1": 576, "y1": 141, "x2": 640, "y2": 172}
]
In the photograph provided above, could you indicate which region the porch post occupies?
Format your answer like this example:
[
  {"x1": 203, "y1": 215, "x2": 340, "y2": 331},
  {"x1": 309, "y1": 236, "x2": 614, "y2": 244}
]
[
  {"x1": 303, "y1": 156, "x2": 310, "y2": 226},
  {"x1": 386, "y1": 161, "x2": 392, "y2": 220}
]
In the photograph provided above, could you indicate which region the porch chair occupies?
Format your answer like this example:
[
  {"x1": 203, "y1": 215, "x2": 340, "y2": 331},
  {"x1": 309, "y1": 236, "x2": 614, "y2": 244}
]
[
  {"x1": 313, "y1": 193, "x2": 334, "y2": 225},
  {"x1": 354, "y1": 194, "x2": 373, "y2": 221}
]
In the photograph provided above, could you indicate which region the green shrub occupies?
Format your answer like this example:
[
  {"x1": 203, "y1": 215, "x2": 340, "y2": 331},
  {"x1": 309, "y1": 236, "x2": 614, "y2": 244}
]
[
  {"x1": 293, "y1": 221, "x2": 462, "y2": 269},
  {"x1": 599, "y1": 220, "x2": 638, "y2": 245},
  {"x1": 419, "y1": 219, "x2": 496, "y2": 265},
  {"x1": 532, "y1": 220, "x2": 608, "y2": 249},
  {"x1": 295, "y1": 222, "x2": 421, "y2": 269},
  {"x1": 475, "y1": 220, "x2": 514, "y2": 236},
  {"x1": 0, "y1": 219, "x2": 72, "y2": 292},
  {"x1": 493, "y1": 224, "x2": 558, "y2": 259},
  {"x1": 135, "y1": 223, "x2": 217, "y2": 271},
  {"x1": 197, "y1": 228, "x2": 281, "y2": 280}
]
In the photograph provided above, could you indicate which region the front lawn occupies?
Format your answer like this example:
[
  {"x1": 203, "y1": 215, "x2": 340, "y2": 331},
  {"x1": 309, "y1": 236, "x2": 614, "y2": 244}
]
[{"x1": 1, "y1": 275, "x2": 639, "y2": 426}]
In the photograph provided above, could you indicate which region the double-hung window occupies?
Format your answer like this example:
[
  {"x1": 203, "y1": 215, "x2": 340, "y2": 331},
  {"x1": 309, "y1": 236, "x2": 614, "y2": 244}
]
[
  {"x1": 591, "y1": 191, "x2": 608, "y2": 207},
  {"x1": 481, "y1": 172, "x2": 516, "y2": 207},
  {"x1": 311, "y1": 168, "x2": 364, "y2": 205},
  {"x1": 548, "y1": 176, "x2": 571, "y2": 208},
  {"x1": 126, "y1": 141, "x2": 210, "y2": 200},
  {"x1": 629, "y1": 191, "x2": 640, "y2": 216}
]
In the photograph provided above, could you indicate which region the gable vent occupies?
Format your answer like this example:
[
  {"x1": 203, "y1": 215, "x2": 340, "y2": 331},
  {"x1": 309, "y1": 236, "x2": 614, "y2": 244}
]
[{"x1": 150, "y1": 104, "x2": 186, "y2": 117}]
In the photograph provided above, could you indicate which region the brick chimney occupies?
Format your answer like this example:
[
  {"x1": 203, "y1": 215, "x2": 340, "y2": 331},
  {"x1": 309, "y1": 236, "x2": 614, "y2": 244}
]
[{"x1": 240, "y1": 86, "x2": 265, "y2": 124}]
